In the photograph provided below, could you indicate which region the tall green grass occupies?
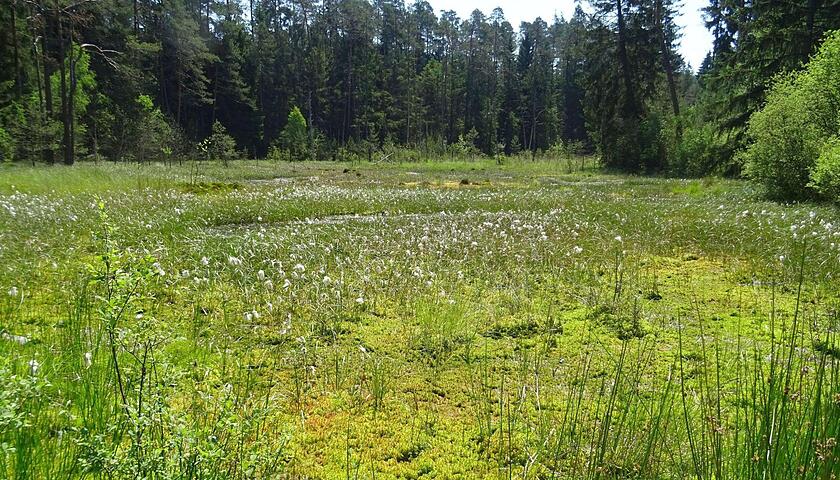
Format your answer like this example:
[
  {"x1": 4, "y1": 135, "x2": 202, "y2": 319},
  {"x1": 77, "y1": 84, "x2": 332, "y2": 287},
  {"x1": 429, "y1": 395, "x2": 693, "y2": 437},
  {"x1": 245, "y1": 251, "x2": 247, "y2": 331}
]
[{"x1": 2, "y1": 161, "x2": 839, "y2": 477}]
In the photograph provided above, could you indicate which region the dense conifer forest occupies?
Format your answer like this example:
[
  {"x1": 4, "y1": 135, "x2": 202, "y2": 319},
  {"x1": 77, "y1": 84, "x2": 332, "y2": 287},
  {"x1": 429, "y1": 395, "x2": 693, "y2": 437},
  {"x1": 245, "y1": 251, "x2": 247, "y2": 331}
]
[{"x1": 1, "y1": 0, "x2": 838, "y2": 190}]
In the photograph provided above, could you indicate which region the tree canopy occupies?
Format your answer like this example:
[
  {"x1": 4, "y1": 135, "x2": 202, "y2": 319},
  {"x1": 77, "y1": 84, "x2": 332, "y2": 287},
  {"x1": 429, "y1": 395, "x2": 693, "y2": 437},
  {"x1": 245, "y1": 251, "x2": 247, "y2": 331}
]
[{"x1": 0, "y1": 0, "x2": 838, "y2": 179}]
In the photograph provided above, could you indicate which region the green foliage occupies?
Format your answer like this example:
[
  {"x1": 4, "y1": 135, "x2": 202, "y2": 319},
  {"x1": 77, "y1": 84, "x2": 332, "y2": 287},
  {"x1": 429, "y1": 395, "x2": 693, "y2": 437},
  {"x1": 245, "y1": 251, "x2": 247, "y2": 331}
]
[
  {"x1": 741, "y1": 76, "x2": 822, "y2": 199},
  {"x1": 450, "y1": 129, "x2": 481, "y2": 158},
  {"x1": 280, "y1": 106, "x2": 308, "y2": 161},
  {"x1": 129, "y1": 95, "x2": 175, "y2": 163},
  {"x1": 638, "y1": 113, "x2": 666, "y2": 172},
  {"x1": 1, "y1": 0, "x2": 835, "y2": 171},
  {"x1": 0, "y1": 126, "x2": 12, "y2": 162},
  {"x1": 54, "y1": 46, "x2": 96, "y2": 120},
  {"x1": 200, "y1": 121, "x2": 238, "y2": 164},
  {"x1": 743, "y1": 30, "x2": 840, "y2": 200},
  {"x1": 700, "y1": 1, "x2": 840, "y2": 167},
  {"x1": 666, "y1": 107, "x2": 734, "y2": 177},
  {"x1": 0, "y1": 91, "x2": 23, "y2": 163},
  {"x1": 809, "y1": 138, "x2": 840, "y2": 201},
  {"x1": 1, "y1": 94, "x2": 62, "y2": 164}
]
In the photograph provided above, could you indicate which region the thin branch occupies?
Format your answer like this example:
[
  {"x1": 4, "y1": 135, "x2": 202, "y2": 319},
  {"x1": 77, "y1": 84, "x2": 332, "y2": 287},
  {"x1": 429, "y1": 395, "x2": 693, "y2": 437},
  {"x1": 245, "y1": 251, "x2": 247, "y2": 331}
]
[{"x1": 80, "y1": 43, "x2": 122, "y2": 69}]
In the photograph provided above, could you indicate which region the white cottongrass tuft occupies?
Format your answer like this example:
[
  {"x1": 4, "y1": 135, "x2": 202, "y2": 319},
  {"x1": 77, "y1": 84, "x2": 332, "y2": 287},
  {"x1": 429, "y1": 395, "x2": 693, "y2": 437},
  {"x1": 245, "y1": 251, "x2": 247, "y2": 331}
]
[
  {"x1": 1, "y1": 332, "x2": 28, "y2": 345},
  {"x1": 28, "y1": 359, "x2": 41, "y2": 376}
]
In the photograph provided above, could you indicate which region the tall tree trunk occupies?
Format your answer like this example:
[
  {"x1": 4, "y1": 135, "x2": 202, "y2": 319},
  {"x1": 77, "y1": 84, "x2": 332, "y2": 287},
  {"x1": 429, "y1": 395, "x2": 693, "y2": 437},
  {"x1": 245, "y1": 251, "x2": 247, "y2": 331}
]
[
  {"x1": 29, "y1": 4, "x2": 44, "y2": 164},
  {"x1": 42, "y1": 17, "x2": 55, "y2": 164},
  {"x1": 465, "y1": 30, "x2": 475, "y2": 133},
  {"x1": 31, "y1": 18, "x2": 44, "y2": 113},
  {"x1": 177, "y1": 79, "x2": 183, "y2": 126},
  {"x1": 69, "y1": 35, "x2": 82, "y2": 165},
  {"x1": 211, "y1": 61, "x2": 220, "y2": 126},
  {"x1": 297, "y1": 1, "x2": 314, "y2": 146},
  {"x1": 307, "y1": 91, "x2": 314, "y2": 145},
  {"x1": 11, "y1": 0, "x2": 22, "y2": 97},
  {"x1": 656, "y1": 0, "x2": 681, "y2": 137},
  {"x1": 343, "y1": 39, "x2": 353, "y2": 144},
  {"x1": 58, "y1": 16, "x2": 74, "y2": 165},
  {"x1": 615, "y1": 0, "x2": 637, "y2": 118},
  {"x1": 133, "y1": 0, "x2": 139, "y2": 35},
  {"x1": 160, "y1": 54, "x2": 169, "y2": 114},
  {"x1": 806, "y1": 0, "x2": 817, "y2": 53}
]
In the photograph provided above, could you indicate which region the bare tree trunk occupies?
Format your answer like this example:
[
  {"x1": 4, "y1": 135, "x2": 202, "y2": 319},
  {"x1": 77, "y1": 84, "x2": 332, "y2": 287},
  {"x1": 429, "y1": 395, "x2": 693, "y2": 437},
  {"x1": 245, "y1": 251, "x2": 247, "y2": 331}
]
[
  {"x1": 92, "y1": 124, "x2": 99, "y2": 164},
  {"x1": 42, "y1": 16, "x2": 55, "y2": 164},
  {"x1": 29, "y1": 4, "x2": 43, "y2": 109},
  {"x1": 405, "y1": 83, "x2": 411, "y2": 144},
  {"x1": 211, "y1": 61, "x2": 219, "y2": 126},
  {"x1": 159, "y1": 55, "x2": 169, "y2": 113},
  {"x1": 307, "y1": 91, "x2": 314, "y2": 145}
]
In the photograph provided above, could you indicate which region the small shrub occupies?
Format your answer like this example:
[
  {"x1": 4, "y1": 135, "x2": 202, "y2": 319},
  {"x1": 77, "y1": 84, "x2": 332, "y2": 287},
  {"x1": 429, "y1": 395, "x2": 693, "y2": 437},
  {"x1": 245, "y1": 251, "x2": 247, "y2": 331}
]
[
  {"x1": 450, "y1": 128, "x2": 480, "y2": 158},
  {"x1": 667, "y1": 107, "x2": 733, "y2": 176},
  {"x1": 200, "y1": 121, "x2": 238, "y2": 165},
  {"x1": 131, "y1": 95, "x2": 176, "y2": 163},
  {"x1": 280, "y1": 106, "x2": 308, "y2": 161},
  {"x1": 0, "y1": 100, "x2": 32, "y2": 163},
  {"x1": 638, "y1": 112, "x2": 666, "y2": 172},
  {"x1": 0, "y1": 126, "x2": 13, "y2": 162}
]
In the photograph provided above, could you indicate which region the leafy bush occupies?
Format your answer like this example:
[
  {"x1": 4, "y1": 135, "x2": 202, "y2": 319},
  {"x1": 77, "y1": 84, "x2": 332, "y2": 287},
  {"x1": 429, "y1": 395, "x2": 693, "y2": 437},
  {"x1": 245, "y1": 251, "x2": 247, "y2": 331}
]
[
  {"x1": 742, "y1": 30, "x2": 840, "y2": 200},
  {"x1": 809, "y1": 138, "x2": 840, "y2": 201},
  {"x1": 741, "y1": 77, "x2": 822, "y2": 200}
]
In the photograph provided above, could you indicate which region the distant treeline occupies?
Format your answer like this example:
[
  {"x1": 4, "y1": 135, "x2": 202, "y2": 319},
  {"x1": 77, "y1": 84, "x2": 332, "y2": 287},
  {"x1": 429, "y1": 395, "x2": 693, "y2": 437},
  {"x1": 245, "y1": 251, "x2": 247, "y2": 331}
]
[{"x1": 0, "y1": 0, "x2": 838, "y2": 175}]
